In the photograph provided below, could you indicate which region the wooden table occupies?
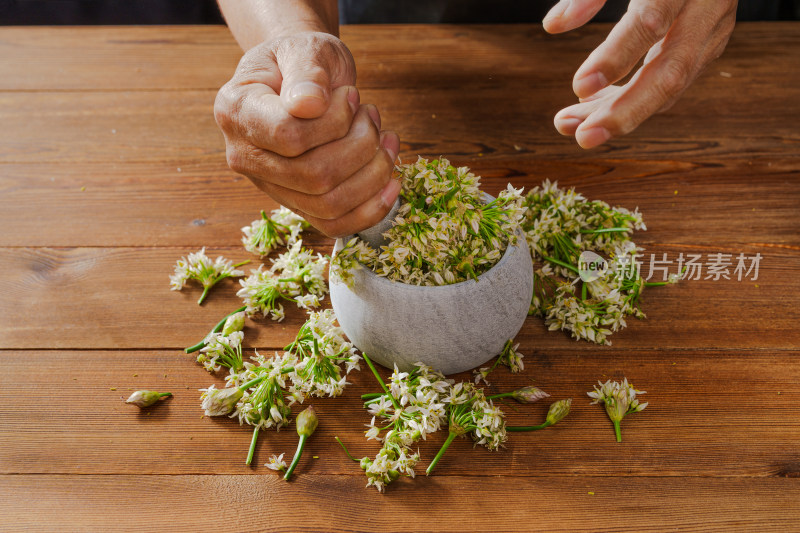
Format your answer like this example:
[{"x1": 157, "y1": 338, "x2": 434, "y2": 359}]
[{"x1": 1, "y1": 23, "x2": 799, "y2": 531}]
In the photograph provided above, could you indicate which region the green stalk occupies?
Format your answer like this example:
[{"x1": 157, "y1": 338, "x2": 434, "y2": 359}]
[
  {"x1": 335, "y1": 437, "x2": 360, "y2": 462},
  {"x1": 284, "y1": 434, "x2": 308, "y2": 480},
  {"x1": 362, "y1": 353, "x2": 402, "y2": 411},
  {"x1": 185, "y1": 305, "x2": 247, "y2": 353},
  {"x1": 581, "y1": 281, "x2": 588, "y2": 301},
  {"x1": 580, "y1": 227, "x2": 630, "y2": 234},
  {"x1": 360, "y1": 392, "x2": 384, "y2": 400},
  {"x1": 238, "y1": 374, "x2": 268, "y2": 392},
  {"x1": 197, "y1": 285, "x2": 212, "y2": 306},
  {"x1": 232, "y1": 260, "x2": 251, "y2": 269},
  {"x1": 613, "y1": 420, "x2": 622, "y2": 442},
  {"x1": 542, "y1": 255, "x2": 580, "y2": 274},
  {"x1": 644, "y1": 281, "x2": 669, "y2": 286},
  {"x1": 486, "y1": 392, "x2": 514, "y2": 401},
  {"x1": 246, "y1": 426, "x2": 259, "y2": 466},
  {"x1": 158, "y1": 392, "x2": 172, "y2": 398},
  {"x1": 426, "y1": 431, "x2": 458, "y2": 476},
  {"x1": 506, "y1": 421, "x2": 552, "y2": 432}
]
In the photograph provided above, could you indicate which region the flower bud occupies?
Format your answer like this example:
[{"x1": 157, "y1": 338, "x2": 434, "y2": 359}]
[
  {"x1": 546, "y1": 398, "x2": 571, "y2": 425},
  {"x1": 222, "y1": 311, "x2": 246, "y2": 336},
  {"x1": 511, "y1": 386, "x2": 550, "y2": 404},
  {"x1": 201, "y1": 386, "x2": 243, "y2": 416},
  {"x1": 296, "y1": 405, "x2": 319, "y2": 437},
  {"x1": 360, "y1": 457, "x2": 372, "y2": 471},
  {"x1": 126, "y1": 390, "x2": 171, "y2": 408}
]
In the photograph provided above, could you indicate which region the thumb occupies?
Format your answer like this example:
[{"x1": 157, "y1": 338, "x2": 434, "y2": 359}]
[
  {"x1": 276, "y1": 34, "x2": 356, "y2": 119},
  {"x1": 280, "y1": 60, "x2": 331, "y2": 119},
  {"x1": 275, "y1": 33, "x2": 357, "y2": 119}
]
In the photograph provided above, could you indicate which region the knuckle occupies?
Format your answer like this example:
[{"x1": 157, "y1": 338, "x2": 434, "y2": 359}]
[
  {"x1": 226, "y1": 145, "x2": 248, "y2": 174},
  {"x1": 302, "y1": 162, "x2": 336, "y2": 195},
  {"x1": 213, "y1": 84, "x2": 238, "y2": 131},
  {"x1": 659, "y1": 57, "x2": 692, "y2": 96},
  {"x1": 309, "y1": 190, "x2": 348, "y2": 220},
  {"x1": 634, "y1": 5, "x2": 671, "y2": 42},
  {"x1": 269, "y1": 117, "x2": 307, "y2": 157}
]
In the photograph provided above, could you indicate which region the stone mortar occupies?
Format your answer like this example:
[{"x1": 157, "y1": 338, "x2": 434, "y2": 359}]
[{"x1": 330, "y1": 226, "x2": 533, "y2": 375}]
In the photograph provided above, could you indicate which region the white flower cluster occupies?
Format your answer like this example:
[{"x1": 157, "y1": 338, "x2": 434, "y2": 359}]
[
  {"x1": 588, "y1": 378, "x2": 647, "y2": 442},
  {"x1": 588, "y1": 378, "x2": 648, "y2": 421},
  {"x1": 331, "y1": 157, "x2": 525, "y2": 287},
  {"x1": 284, "y1": 309, "x2": 361, "y2": 400},
  {"x1": 237, "y1": 240, "x2": 328, "y2": 321},
  {"x1": 198, "y1": 330, "x2": 244, "y2": 373},
  {"x1": 523, "y1": 181, "x2": 675, "y2": 345},
  {"x1": 169, "y1": 247, "x2": 246, "y2": 304},
  {"x1": 360, "y1": 363, "x2": 452, "y2": 492},
  {"x1": 199, "y1": 310, "x2": 361, "y2": 459},
  {"x1": 358, "y1": 360, "x2": 519, "y2": 491},
  {"x1": 242, "y1": 206, "x2": 308, "y2": 257},
  {"x1": 442, "y1": 382, "x2": 508, "y2": 451}
]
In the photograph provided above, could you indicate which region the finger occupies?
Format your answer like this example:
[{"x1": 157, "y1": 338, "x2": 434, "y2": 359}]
[
  {"x1": 258, "y1": 131, "x2": 399, "y2": 221},
  {"x1": 275, "y1": 36, "x2": 356, "y2": 119},
  {"x1": 543, "y1": 0, "x2": 607, "y2": 34},
  {"x1": 575, "y1": 44, "x2": 696, "y2": 146},
  {"x1": 554, "y1": 87, "x2": 615, "y2": 135},
  {"x1": 573, "y1": 0, "x2": 686, "y2": 99},
  {"x1": 295, "y1": 177, "x2": 402, "y2": 238},
  {"x1": 234, "y1": 84, "x2": 359, "y2": 157},
  {"x1": 232, "y1": 105, "x2": 382, "y2": 195}
]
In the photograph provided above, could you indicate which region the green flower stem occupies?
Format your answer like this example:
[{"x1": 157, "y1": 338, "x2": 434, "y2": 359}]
[
  {"x1": 238, "y1": 374, "x2": 268, "y2": 392},
  {"x1": 283, "y1": 434, "x2": 308, "y2": 481},
  {"x1": 158, "y1": 392, "x2": 172, "y2": 398},
  {"x1": 362, "y1": 353, "x2": 402, "y2": 411},
  {"x1": 543, "y1": 255, "x2": 580, "y2": 275},
  {"x1": 361, "y1": 392, "x2": 383, "y2": 400},
  {"x1": 426, "y1": 431, "x2": 458, "y2": 476},
  {"x1": 506, "y1": 421, "x2": 552, "y2": 432},
  {"x1": 197, "y1": 285, "x2": 212, "y2": 306},
  {"x1": 335, "y1": 436, "x2": 360, "y2": 463},
  {"x1": 184, "y1": 305, "x2": 247, "y2": 353},
  {"x1": 246, "y1": 426, "x2": 259, "y2": 466},
  {"x1": 486, "y1": 392, "x2": 514, "y2": 400},
  {"x1": 233, "y1": 260, "x2": 251, "y2": 269},
  {"x1": 614, "y1": 420, "x2": 622, "y2": 442},
  {"x1": 644, "y1": 281, "x2": 669, "y2": 286},
  {"x1": 580, "y1": 227, "x2": 631, "y2": 234},
  {"x1": 581, "y1": 281, "x2": 588, "y2": 301}
]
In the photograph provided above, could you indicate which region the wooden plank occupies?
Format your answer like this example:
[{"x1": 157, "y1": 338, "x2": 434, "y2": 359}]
[
  {"x1": 2, "y1": 349, "x2": 799, "y2": 476},
  {"x1": 0, "y1": 81, "x2": 798, "y2": 165},
  {"x1": 0, "y1": 23, "x2": 797, "y2": 92},
  {"x1": 1, "y1": 474, "x2": 798, "y2": 531},
  {"x1": 0, "y1": 160, "x2": 798, "y2": 247},
  {"x1": 0, "y1": 244, "x2": 797, "y2": 351}
]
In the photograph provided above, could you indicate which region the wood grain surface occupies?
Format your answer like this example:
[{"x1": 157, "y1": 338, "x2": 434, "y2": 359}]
[{"x1": 1, "y1": 23, "x2": 799, "y2": 532}]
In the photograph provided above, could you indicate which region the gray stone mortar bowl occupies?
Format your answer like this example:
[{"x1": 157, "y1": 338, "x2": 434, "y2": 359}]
[{"x1": 329, "y1": 206, "x2": 533, "y2": 375}]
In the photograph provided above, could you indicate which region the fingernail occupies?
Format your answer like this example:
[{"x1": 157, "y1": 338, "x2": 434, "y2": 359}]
[
  {"x1": 554, "y1": 116, "x2": 582, "y2": 135},
  {"x1": 347, "y1": 86, "x2": 360, "y2": 115},
  {"x1": 576, "y1": 126, "x2": 611, "y2": 149},
  {"x1": 367, "y1": 105, "x2": 381, "y2": 129},
  {"x1": 380, "y1": 179, "x2": 401, "y2": 208},
  {"x1": 574, "y1": 71, "x2": 608, "y2": 99},
  {"x1": 544, "y1": 0, "x2": 571, "y2": 23},
  {"x1": 288, "y1": 81, "x2": 325, "y2": 102},
  {"x1": 381, "y1": 132, "x2": 399, "y2": 163}
]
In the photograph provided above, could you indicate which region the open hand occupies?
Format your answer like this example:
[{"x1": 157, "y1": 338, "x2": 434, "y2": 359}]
[{"x1": 544, "y1": 0, "x2": 737, "y2": 148}]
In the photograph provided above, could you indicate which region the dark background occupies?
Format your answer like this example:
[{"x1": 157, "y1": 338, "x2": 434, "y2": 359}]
[{"x1": 0, "y1": 0, "x2": 798, "y2": 25}]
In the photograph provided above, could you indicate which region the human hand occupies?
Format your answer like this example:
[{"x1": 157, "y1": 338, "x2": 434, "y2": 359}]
[
  {"x1": 544, "y1": 0, "x2": 737, "y2": 148},
  {"x1": 214, "y1": 31, "x2": 401, "y2": 237}
]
